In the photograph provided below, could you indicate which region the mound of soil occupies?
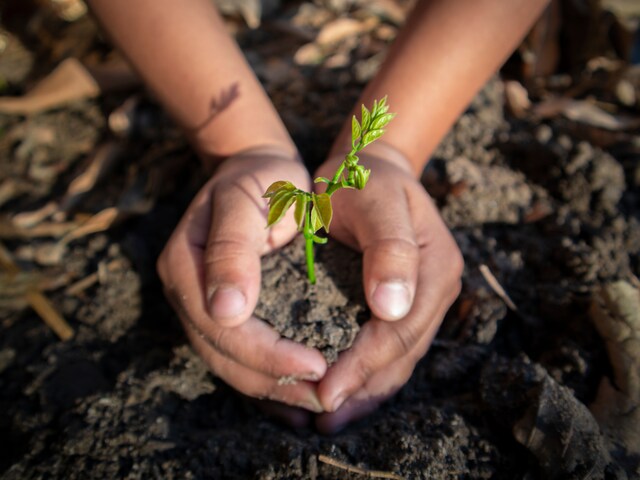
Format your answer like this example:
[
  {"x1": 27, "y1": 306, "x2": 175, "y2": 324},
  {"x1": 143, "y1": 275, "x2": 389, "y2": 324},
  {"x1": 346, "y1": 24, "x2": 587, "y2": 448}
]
[{"x1": 255, "y1": 235, "x2": 366, "y2": 365}]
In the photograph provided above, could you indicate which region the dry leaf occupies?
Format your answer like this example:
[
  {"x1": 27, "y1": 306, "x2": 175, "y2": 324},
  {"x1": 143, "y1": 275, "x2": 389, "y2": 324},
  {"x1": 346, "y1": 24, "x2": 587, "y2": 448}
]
[
  {"x1": 533, "y1": 97, "x2": 640, "y2": 131},
  {"x1": 504, "y1": 80, "x2": 532, "y2": 118},
  {"x1": 59, "y1": 141, "x2": 126, "y2": 212},
  {"x1": 361, "y1": 0, "x2": 408, "y2": 26},
  {"x1": 215, "y1": 0, "x2": 264, "y2": 28},
  {"x1": 479, "y1": 264, "x2": 518, "y2": 311},
  {"x1": 316, "y1": 18, "x2": 367, "y2": 46},
  {"x1": 589, "y1": 281, "x2": 640, "y2": 471},
  {"x1": 12, "y1": 202, "x2": 58, "y2": 229},
  {"x1": 50, "y1": 0, "x2": 87, "y2": 22},
  {"x1": 0, "y1": 242, "x2": 73, "y2": 340},
  {"x1": 294, "y1": 43, "x2": 324, "y2": 66},
  {"x1": 0, "y1": 58, "x2": 100, "y2": 115}
]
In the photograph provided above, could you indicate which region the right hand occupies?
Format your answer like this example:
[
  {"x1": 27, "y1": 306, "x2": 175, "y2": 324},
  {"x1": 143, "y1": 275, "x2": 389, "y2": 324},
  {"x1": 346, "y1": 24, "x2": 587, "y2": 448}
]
[{"x1": 157, "y1": 147, "x2": 327, "y2": 416}]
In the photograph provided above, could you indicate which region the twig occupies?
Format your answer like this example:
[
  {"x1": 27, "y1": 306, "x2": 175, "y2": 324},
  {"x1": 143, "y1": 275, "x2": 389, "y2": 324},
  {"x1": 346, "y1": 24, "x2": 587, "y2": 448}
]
[
  {"x1": 318, "y1": 454, "x2": 405, "y2": 480},
  {"x1": 0, "y1": 242, "x2": 74, "y2": 340},
  {"x1": 479, "y1": 264, "x2": 518, "y2": 311}
]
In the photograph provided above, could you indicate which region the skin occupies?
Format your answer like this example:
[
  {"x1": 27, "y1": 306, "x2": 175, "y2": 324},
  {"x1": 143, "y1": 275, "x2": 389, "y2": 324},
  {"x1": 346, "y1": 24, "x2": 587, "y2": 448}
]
[{"x1": 87, "y1": 0, "x2": 550, "y2": 432}]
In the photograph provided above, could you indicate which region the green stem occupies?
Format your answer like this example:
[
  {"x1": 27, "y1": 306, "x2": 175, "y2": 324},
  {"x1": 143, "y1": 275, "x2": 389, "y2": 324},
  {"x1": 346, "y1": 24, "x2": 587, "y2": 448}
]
[
  {"x1": 326, "y1": 141, "x2": 363, "y2": 196},
  {"x1": 303, "y1": 201, "x2": 316, "y2": 284}
]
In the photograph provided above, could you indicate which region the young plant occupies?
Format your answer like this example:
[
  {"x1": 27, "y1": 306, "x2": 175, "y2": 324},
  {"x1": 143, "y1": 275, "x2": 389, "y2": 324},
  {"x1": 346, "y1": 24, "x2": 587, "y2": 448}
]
[{"x1": 263, "y1": 97, "x2": 395, "y2": 284}]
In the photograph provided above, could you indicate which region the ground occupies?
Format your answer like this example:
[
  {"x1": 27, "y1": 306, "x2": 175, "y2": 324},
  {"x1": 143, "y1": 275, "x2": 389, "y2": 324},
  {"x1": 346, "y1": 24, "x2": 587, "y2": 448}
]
[{"x1": 0, "y1": 1, "x2": 639, "y2": 479}]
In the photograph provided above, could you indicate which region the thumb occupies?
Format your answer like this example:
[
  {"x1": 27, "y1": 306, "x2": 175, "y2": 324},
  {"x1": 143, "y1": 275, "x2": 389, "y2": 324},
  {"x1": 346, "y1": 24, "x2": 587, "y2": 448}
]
[
  {"x1": 204, "y1": 179, "x2": 268, "y2": 327},
  {"x1": 341, "y1": 186, "x2": 419, "y2": 322}
]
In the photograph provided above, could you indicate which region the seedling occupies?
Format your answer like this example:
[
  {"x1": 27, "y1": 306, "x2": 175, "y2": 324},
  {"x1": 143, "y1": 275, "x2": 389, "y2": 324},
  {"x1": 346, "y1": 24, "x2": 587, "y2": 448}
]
[{"x1": 263, "y1": 97, "x2": 395, "y2": 284}]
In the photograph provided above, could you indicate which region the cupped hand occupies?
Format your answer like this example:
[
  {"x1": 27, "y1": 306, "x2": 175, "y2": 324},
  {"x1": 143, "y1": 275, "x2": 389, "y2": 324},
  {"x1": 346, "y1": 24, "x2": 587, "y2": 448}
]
[
  {"x1": 313, "y1": 144, "x2": 464, "y2": 433},
  {"x1": 157, "y1": 147, "x2": 327, "y2": 416}
]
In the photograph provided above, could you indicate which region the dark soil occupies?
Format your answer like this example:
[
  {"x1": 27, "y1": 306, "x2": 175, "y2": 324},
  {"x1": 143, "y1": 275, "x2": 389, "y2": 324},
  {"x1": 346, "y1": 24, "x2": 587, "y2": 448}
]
[
  {"x1": 255, "y1": 235, "x2": 366, "y2": 365},
  {"x1": 1, "y1": 1, "x2": 640, "y2": 479}
]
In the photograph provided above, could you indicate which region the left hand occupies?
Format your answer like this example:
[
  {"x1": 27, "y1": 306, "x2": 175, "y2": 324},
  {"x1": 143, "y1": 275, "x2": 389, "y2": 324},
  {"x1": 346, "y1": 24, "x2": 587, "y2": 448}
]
[{"x1": 312, "y1": 145, "x2": 464, "y2": 433}]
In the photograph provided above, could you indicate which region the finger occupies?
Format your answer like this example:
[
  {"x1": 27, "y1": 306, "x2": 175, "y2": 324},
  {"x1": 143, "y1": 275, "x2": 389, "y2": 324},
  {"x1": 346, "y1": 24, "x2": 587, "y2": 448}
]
[
  {"x1": 204, "y1": 177, "x2": 269, "y2": 327},
  {"x1": 316, "y1": 300, "x2": 446, "y2": 413},
  {"x1": 204, "y1": 155, "x2": 304, "y2": 327},
  {"x1": 192, "y1": 309, "x2": 328, "y2": 382},
  {"x1": 183, "y1": 312, "x2": 324, "y2": 413},
  {"x1": 334, "y1": 176, "x2": 419, "y2": 321},
  {"x1": 159, "y1": 200, "x2": 327, "y2": 380},
  {"x1": 317, "y1": 205, "x2": 463, "y2": 412},
  {"x1": 315, "y1": 351, "x2": 416, "y2": 434}
]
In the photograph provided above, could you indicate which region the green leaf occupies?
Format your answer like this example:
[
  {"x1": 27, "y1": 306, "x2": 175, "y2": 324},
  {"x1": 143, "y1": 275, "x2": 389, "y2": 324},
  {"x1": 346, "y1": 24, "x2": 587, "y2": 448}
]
[
  {"x1": 371, "y1": 112, "x2": 395, "y2": 130},
  {"x1": 266, "y1": 190, "x2": 296, "y2": 227},
  {"x1": 263, "y1": 180, "x2": 295, "y2": 198},
  {"x1": 293, "y1": 194, "x2": 308, "y2": 232},
  {"x1": 312, "y1": 193, "x2": 333, "y2": 233},
  {"x1": 312, "y1": 235, "x2": 328, "y2": 244},
  {"x1": 314, "y1": 176, "x2": 331, "y2": 184},
  {"x1": 361, "y1": 105, "x2": 371, "y2": 132},
  {"x1": 310, "y1": 206, "x2": 323, "y2": 233},
  {"x1": 351, "y1": 115, "x2": 361, "y2": 144},
  {"x1": 362, "y1": 129, "x2": 384, "y2": 147},
  {"x1": 354, "y1": 165, "x2": 371, "y2": 190},
  {"x1": 374, "y1": 96, "x2": 388, "y2": 113}
]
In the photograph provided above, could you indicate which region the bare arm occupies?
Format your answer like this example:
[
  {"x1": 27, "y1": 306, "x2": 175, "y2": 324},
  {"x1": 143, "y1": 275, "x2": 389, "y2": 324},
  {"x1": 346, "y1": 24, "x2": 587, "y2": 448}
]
[
  {"x1": 87, "y1": 0, "x2": 297, "y2": 163},
  {"x1": 330, "y1": 0, "x2": 551, "y2": 175}
]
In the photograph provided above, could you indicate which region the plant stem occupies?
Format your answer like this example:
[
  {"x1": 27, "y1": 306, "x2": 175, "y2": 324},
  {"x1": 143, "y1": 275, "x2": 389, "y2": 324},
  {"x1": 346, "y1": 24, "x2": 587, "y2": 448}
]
[
  {"x1": 303, "y1": 201, "x2": 316, "y2": 284},
  {"x1": 326, "y1": 141, "x2": 362, "y2": 196}
]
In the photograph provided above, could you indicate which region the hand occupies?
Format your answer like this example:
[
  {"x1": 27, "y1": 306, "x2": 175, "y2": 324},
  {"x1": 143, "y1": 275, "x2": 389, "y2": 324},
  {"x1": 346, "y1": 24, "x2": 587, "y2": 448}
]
[
  {"x1": 157, "y1": 147, "x2": 327, "y2": 417},
  {"x1": 313, "y1": 145, "x2": 464, "y2": 432}
]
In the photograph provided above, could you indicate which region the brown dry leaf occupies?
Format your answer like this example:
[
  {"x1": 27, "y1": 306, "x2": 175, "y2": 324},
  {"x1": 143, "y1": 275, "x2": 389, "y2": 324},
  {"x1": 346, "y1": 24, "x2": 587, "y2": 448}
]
[
  {"x1": 0, "y1": 217, "x2": 76, "y2": 240},
  {"x1": 360, "y1": 0, "x2": 408, "y2": 26},
  {"x1": 50, "y1": 0, "x2": 87, "y2": 22},
  {"x1": 0, "y1": 242, "x2": 73, "y2": 340},
  {"x1": 60, "y1": 207, "x2": 120, "y2": 244},
  {"x1": 294, "y1": 43, "x2": 325, "y2": 66},
  {"x1": 58, "y1": 141, "x2": 126, "y2": 212},
  {"x1": 533, "y1": 97, "x2": 640, "y2": 131},
  {"x1": 504, "y1": 80, "x2": 532, "y2": 118},
  {"x1": 215, "y1": 0, "x2": 264, "y2": 28},
  {"x1": 589, "y1": 281, "x2": 640, "y2": 471},
  {"x1": 479, "y1": 264, "x2": 518, "y2": 311},
  {"x1": 316, "y1": 18, "x2": 367, "y2": 46},
  {"x1": 0, "y1": 58, "x2": 100, "y2": 115},
  {"x1": 11, "y1": 202, "x2": 59, "y2": 229}
]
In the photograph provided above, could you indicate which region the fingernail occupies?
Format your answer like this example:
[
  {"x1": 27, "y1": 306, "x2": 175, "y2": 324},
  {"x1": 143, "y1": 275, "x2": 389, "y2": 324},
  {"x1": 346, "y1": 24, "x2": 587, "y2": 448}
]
[
  {"x1": 331, "y1": 393, "x2": 346, "y2": 413},
  {"x1": 372, "y1": 281, "x2": 411, "y2": 319},
  {"x1": 304, "y1": 392, "x2": 324, "y2": 413},
  {"x1": 208, "y1": 286, "x2": 246, "y2": 319}
]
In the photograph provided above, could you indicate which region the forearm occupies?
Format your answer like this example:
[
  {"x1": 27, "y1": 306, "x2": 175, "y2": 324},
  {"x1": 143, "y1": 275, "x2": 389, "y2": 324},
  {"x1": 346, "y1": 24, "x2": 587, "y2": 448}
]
[
  {"x1": 330, "y1": 0, "x2": 551, "y2": 176},
  {"x1": 87, "y1": 0, "x2": 297, "y2": 164}
]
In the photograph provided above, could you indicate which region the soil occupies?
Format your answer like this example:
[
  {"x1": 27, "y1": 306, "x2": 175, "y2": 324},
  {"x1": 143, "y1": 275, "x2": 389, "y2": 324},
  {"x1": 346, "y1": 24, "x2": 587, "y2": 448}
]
[
  {"x1": 1, "y1": 1, "x2": 640, "y2": 479},
  {"x1": 255, "y1": 235, "x2": 366, "y2": 365}
]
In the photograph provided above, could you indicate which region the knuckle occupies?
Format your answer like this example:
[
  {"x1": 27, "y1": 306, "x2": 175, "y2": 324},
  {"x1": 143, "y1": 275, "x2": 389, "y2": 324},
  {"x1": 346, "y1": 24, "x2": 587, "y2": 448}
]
[
  {"x1": 390, "y1": 323, "x2": 417, "y2": 358},
  {"x1": 353, "y1": 356, "x2": 375, "y2": 387},
  {"x1": 366, "y1": 237, "x2": 419, "y2": 270},
  {"x1": 205, "y1": 238, "x2": 253, "y2": 269},
  {"x1": 377, "y1": 237, "x2": 419, "y2": 259}
]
